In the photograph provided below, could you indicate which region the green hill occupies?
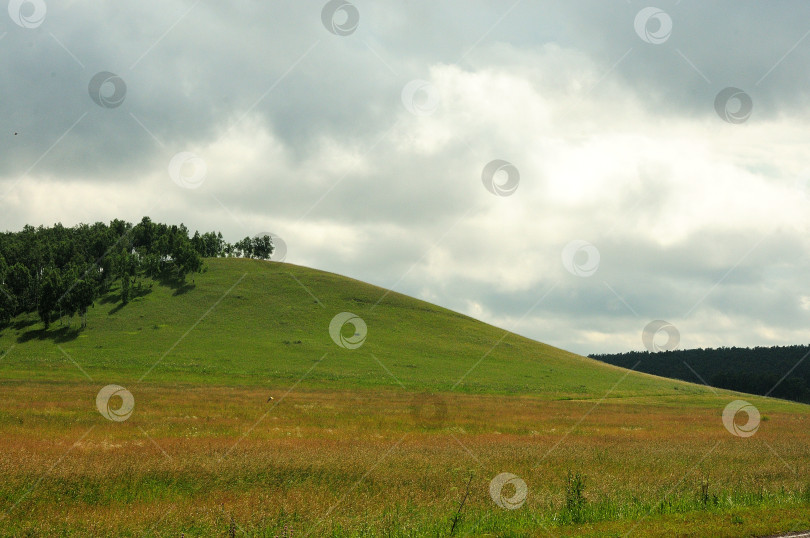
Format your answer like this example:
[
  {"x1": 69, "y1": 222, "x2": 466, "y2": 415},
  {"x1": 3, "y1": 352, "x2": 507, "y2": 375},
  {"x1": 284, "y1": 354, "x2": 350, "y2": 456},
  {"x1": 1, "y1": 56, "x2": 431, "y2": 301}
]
[
  {"x1": 3, "y1": 257, "x2": 702, "y2": 397},
  {"x1": 3, "y1": 258, "x2": 810, "y2": 537}
]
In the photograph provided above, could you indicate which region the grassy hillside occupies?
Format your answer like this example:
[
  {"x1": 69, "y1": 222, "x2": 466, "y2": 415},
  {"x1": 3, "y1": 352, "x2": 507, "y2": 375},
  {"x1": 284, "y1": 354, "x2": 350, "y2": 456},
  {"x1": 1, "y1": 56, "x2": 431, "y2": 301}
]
[
  {"x1": 2, "y1": 258, "x2": 810, "y2": 537},
  {"x1": 1, "y1": 257, "x2": 702, "y2": 397}
]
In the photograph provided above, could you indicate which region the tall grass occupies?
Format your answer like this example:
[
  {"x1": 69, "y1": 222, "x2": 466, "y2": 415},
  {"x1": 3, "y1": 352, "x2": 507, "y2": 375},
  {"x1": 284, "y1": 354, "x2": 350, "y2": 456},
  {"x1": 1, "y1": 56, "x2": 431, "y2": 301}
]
[{"x1": 1, "y1": 383, "x2": 809, "y2": 536}]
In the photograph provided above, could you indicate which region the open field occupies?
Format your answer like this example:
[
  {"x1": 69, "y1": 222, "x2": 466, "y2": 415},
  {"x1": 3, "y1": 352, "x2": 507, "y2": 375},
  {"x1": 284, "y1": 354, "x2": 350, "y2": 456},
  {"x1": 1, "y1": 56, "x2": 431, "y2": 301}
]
[
  {"x1": 1, "y1": 259, "x2": 809, "y2": 536},
  {"x1": 3, "y1": 384, "x2": 810, "y2": 536}
]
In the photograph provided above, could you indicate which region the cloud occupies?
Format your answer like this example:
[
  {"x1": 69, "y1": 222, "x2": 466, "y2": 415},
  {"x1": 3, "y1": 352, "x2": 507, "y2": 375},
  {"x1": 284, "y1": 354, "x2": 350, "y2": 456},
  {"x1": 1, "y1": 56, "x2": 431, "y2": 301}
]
[{"x1": 2, "y1": 0, "x2": 809, "y2": 355}]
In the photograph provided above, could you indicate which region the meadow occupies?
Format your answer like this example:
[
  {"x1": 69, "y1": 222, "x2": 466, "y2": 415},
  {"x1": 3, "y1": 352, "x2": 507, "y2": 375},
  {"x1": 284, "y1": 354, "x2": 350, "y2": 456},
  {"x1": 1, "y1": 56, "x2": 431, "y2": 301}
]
[{"x1": 1, "y1": 259, "x2": 809, "y2": 536}]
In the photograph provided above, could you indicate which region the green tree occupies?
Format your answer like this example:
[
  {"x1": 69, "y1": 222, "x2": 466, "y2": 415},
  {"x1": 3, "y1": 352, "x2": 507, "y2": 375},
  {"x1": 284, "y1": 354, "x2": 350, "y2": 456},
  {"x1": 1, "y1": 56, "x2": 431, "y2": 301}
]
[
  {"x1": 121, "y1": 274, "x2": 131, "y2": 305},
  {"x1": 251, "y1": 235, "x2": 274, "y2": 260},
  {"x1": 37, "y1": 268, "x2": 61, "y2": 328},
  {"x1": 173, "y1": 242, "x2": 203, "y2": 281},
  {"x1": 114, "y1": 249, "x2": 138, "y2": 305},
  {"x1": 6, "y1": 263, "x2": 33, "y2": 314},
  {"x1": 0, "y1": 286, "x2": 16, "y2": 325},
  {"x1": 0, "y1": 218, "x2": 228, "y2": 320},
  {"x1": 133, "y1": 216, "x2": 155, "y2": 252},
  {"x1": 235, "y1": 237, "x2": 253, "y2": 258},
  {"x1": 142, "y1": 253, "x2": 162, "y2": 279},
  {"x1": 197, "y1": 231, "x2": 225, "y2": 257},
  {"x1": 71, "y1": 278, "x2": 95, "y2": 328},
  {"x1": 97, "y1": 255, "x2": 114, "y2": 294}
]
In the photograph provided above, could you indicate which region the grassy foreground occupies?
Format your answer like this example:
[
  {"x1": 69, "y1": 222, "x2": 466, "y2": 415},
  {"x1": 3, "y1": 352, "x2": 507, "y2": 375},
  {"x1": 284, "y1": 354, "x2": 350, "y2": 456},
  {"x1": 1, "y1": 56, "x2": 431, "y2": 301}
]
[{"x1": 1, "y1": 258, "x2": 809, "y2": 536}]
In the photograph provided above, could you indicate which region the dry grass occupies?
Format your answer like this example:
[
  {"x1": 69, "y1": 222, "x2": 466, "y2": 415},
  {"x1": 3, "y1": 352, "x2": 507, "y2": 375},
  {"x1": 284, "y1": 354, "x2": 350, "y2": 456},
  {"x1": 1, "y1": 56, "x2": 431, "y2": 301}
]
[{"x1": 1, "y1": 381, "x2": 809, "y2": 535}]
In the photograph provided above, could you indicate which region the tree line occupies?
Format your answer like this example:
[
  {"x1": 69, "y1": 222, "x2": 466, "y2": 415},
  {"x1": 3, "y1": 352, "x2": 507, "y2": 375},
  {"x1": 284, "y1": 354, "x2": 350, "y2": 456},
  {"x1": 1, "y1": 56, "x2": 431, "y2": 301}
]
[
  {"x1": 590, "y1": 345, "x2": 810, "y2": 404},
  {"x1": 0, "y1": 217, "x2": 275, "y2": 329}
]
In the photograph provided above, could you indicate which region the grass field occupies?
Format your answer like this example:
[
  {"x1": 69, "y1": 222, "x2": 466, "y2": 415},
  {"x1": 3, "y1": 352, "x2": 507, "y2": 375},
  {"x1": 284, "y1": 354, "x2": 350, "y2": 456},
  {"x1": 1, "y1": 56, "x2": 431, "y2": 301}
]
[{"x1": 1, "y1": 258, "x2": 809, "y2": 536}]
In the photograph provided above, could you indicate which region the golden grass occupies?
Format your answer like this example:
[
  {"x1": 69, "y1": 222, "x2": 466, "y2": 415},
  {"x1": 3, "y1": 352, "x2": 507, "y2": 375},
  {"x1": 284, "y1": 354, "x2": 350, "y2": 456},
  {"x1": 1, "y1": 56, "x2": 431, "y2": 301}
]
[{"x1": 1, "y1": 381, "x2": 809, "y2": 536}]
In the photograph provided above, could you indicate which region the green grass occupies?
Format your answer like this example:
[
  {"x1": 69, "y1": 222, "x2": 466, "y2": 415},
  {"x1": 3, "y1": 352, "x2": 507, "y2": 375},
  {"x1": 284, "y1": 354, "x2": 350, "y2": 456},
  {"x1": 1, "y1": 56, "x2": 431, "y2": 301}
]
[
  {"x1": 1, "y1": 258, "x2": 809, "y2": 536},
  {"x1": 0, "y1": 258, "x2": 710, "y2": 397}
]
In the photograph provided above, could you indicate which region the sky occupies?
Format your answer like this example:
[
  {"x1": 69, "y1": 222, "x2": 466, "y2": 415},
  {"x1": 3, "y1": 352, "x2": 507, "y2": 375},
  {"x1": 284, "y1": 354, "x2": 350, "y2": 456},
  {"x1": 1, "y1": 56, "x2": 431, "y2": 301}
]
[{"x1": 2, "y1": 0, "x2": 810, "y2": 355}]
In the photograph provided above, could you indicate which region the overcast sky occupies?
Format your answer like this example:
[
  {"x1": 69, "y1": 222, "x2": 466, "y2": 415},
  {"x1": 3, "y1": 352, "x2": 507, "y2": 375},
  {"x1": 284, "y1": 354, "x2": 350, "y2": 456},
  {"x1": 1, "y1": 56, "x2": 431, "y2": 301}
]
[{"x1": 3, "y1": 0, "x2": 810, "y2": 355}]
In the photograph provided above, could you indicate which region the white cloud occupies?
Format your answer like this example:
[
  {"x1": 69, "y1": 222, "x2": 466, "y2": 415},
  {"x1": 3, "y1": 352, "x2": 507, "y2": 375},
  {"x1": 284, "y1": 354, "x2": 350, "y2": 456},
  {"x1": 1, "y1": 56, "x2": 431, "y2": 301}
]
[{"x1": 2, "y1": 2, "x2": 810, "y2": 355}]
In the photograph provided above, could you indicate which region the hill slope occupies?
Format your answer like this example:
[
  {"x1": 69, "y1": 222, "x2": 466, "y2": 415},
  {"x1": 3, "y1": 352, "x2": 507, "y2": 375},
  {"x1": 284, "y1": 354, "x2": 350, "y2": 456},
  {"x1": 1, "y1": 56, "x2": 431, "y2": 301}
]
[
  {"x1": 2, "y1": 258, "x2": 704, "y2": 397},
  {"x1": 3, "y1": 258, "x2": 810, "y2": 537}
]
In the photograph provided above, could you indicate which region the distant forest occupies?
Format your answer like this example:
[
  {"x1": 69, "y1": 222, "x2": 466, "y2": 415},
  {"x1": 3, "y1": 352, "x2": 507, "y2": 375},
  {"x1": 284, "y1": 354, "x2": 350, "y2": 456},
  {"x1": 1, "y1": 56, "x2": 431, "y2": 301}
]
[
  {"x1": 0, "y1": 218, "x2": 274, "y2": 329},
  {"x1": 590, "y1": 346, "x2": 810, "y2": 404}
]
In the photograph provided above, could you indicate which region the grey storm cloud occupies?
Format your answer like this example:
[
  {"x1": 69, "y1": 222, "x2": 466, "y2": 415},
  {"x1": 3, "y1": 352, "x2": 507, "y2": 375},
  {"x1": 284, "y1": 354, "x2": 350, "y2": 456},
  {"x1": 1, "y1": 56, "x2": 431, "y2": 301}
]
[
  {"x1": 2, "y1": 0, "x2": 810, "y2": 354},
  {"x1": 5, "y1": 1, "x2": 810, "y2": 179}
]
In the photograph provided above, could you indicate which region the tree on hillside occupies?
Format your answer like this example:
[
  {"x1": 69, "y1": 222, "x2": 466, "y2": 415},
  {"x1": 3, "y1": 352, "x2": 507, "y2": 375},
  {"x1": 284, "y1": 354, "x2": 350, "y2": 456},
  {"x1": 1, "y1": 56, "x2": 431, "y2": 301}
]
[
  {"x1": 0, "y1": 218, "x2": 230, "y2": 330},
  {"x1": 6, "y1": 263, "x2": 33, "y2": 315},
  {"x1": 97, "y1": 255, "x2": 114, "y2": 295},
  {"x1": 252, "y1": 235, "x2": 274, "y2": 260},
  {"x1": 54, "y1": 264, "x2": 79, "y2": 324},
  {"x1": 235, "y1": 237, "x2": 253, "y2": 259},
  {"x1": 133, "y1": 216, "x2": 155, "y2": 251},
  {"x1": 0, "y1": 255, "x2": 11, "y2": 325},
  {"x1": 142, "y1": 253, "x2": 162, "y2": 279},
  {"x1": 70, "y1": 278, "x2": 95, "y2": 328},
  {"x1": 206, "y1": 232, "x2": 225, "y2": 257},
  {"x1": 37, "y1": 268, "x2": 61, "y2": 329},
  {"x1": 120, "y1": 275, "x2": 131, "y2": 305},
  {"x1": 230, "y1": 235, "x2": 274, "y2": 260},
  {"x1": 114, "y1": 249, "x2": 139, "y2": 305},
  {"x1": 173, "y1": 242, "x2": 203, "y2": 281},
  {"x1": 191, "y1": 231, "x2": 203, "y2": 256},
  {"x1": 0, "y1": 286, "x2": 16, "y2": 326}
]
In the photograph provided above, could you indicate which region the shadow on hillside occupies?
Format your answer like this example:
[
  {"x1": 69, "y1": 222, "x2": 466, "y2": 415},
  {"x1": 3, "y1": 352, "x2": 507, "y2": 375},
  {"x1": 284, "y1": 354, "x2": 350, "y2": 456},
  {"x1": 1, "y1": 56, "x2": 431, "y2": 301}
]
[
  {"x1": 172, "y1": 283, "x2": 195, "y2": 296},
  {"x1": 130, "y1": 284, "x2": 153, "y2": 299},
  {"x1": 17, "y1": 325, "x2": 81, "y2": 344},
  {"x1": 97, "y1": 293, "x2": 118, "y2": 305},
  {"x1": 106, "y1": 286, "x2": 154, "y2": 315},
  {"x1": 10, "y1": 318, "x2": 37, "y2": 331},
  {"x1": 156, "y1": 274, "x2": 195, "y2": 296}
]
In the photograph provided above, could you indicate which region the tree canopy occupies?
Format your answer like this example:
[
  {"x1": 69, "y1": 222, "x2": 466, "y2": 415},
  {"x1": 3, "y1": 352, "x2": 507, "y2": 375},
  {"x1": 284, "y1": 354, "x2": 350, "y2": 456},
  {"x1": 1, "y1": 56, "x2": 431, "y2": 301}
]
[
  {"x1": 590, "y1": 345, "x2": 810, "y2": 404},
  {"x1": 0, "y1": 218, "x2": 275, "y2": 329}
]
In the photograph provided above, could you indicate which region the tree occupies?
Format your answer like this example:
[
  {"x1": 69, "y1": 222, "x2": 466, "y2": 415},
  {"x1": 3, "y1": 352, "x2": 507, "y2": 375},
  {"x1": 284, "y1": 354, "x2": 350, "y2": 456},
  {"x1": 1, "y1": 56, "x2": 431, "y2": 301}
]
[
  {"x1": 214, "y1": 232, "x2": 225, "y2": 257},
  {"x1": 173, "y1": 242, "x2": 202, "y2": 281},
  {"x1": 142, "y1": 253, "x2": 162, "y2": 279},
  {"x1": 97, "y1": 255, "x2": 114, "y2": 294},
  {"x1": 191, "y1": 231, "x2": 203, "y2": 256},
  {"x1": 251, "y1": 235, "x2": 274, "y2": 260},
  {"x1": 121, "y1": 274, "x2": 131, "y2": 305},
  {"x1": 56, "y1": 264, "x2": 80, "y2": 324},
  {"x1": 235, "y1": 237, "x2": 253, "y2": 259},
  {"x1": 6, "y1": 263, "x2": 33, "y2": 314},
  {"x1": 196, "y1": 231, "x2": 225, "y2": 258},
  {"x1": 37, "y1": 268, "x2": 61, "y2": 328},
  {"x1": 0, "y1": 255, "x2": 10, "y2": 324},
  {"x1": 0, "y1": 286, "x2": 16, "y2": 326},
  {"x1": 113, "y1": 249, "x2": 138, "y2": 305},
  {"x1": 0, "y1": 218, "x2": 231, "y2": 328},
  {"x1": 71, "y1": 278, "x2": 95, "y2": 328},
  {"x1": 133, "y1": 216, "x2": 155, "y2": 252}
]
